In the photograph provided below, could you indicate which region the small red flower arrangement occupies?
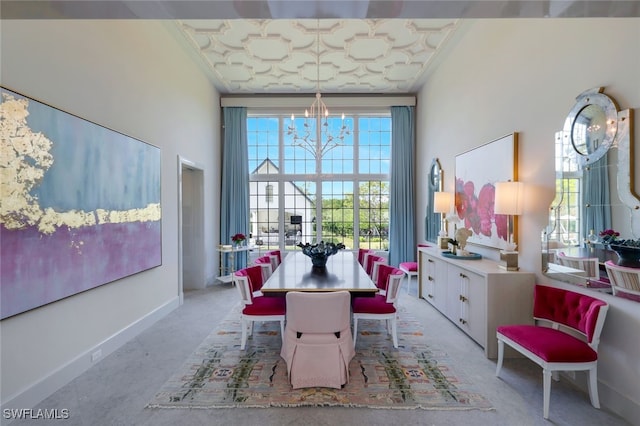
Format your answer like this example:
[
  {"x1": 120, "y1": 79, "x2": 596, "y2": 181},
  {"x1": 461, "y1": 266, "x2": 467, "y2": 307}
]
[
  {"x1": 598, "y1": 229, "x2": 620, "y2": 244},
  {"x1": 231, "y1": 233, "x2": 246, "y2": 244}
]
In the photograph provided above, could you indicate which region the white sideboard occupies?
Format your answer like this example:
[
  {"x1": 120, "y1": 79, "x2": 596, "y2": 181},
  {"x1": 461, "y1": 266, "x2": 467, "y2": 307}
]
[{"x1": 418, "y1": 246, "x2": 535, "y2": 359}]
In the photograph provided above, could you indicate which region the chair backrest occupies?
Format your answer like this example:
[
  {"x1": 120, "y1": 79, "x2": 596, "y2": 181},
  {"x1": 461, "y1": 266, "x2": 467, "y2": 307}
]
[
  {"x1": 533, "y1": 284, "x2": 609, "y2": 350},
  {"x1": 233, "y1": 270, "x2": 254, "y2": 305},
  {"x1": 365, "y1": 255, "x2": 385, "y2": 277},
  {"x1": 384, "y1": 268, "x2": 405, "y2": 305},
  {"x1": 375, "y1": 263, "x2": 395, "y2": 292},
  {"x1": 557, "y1": 252, "x2": 600, "y2": 280},
  {"x1": 268, "y1": 250, "x2": 282, "y2": 266},
  {"x1": 254, "y1": 256, "x2": 274, "y2": 280},
  {"x1": 371, "y1": 259, "x2": 388, "y2": 284},
  {"x1": 285, "y1": 291, "x2": 351, "y2": 334},
  {"x1": 604, "y1": 260, "x2": 640, "y2": 298},
  {"x1": 358, "y1": 248, "x2": 373, "y2": 266},
  {"x1": 243, "y1": 265, "x2": 265, "y2": 292}
]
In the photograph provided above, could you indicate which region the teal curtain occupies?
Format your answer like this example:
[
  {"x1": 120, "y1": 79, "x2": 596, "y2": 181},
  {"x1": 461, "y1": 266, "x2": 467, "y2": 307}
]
[
  {"x1": 582, "y1": 153, "x2": 611, "y2": 240},
  {"x1": 221, "y1": 107, "x2": 249, "y2": 271},
  {"x1": 388, "y1": 106, "x2": 416, "y2": 266}
]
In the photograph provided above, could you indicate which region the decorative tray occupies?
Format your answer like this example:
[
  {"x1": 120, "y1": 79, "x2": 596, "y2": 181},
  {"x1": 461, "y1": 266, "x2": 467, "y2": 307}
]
[{"x1": 441, "y1": 251, "x2": 482, "y2": 260}]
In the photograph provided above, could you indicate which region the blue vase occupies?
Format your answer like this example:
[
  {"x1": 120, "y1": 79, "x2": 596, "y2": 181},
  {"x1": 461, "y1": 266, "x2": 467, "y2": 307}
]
[{"x1": 311, "y1": 255, "x2": 328, "y2": 268}]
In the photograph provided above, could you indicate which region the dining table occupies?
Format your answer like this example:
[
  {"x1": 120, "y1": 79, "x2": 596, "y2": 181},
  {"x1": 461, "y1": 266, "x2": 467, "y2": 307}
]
[{"x1": 260, "y1": 251, "x2": 378, "y2": 296}]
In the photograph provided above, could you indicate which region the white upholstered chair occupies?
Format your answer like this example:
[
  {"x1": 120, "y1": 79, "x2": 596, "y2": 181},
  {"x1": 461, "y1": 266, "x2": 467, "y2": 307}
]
[
  {"x1": 556, "y1": 252, "x2": 600, "y2": 282},
  {"x1": 280, "y1": 291, "x2": 355, "y2": 389}
]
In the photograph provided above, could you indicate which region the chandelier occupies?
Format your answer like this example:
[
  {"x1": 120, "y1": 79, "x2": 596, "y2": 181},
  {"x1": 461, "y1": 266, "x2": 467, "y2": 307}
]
[{"x1": 287, "y1": 21, "x2": 351, "y2": 158}]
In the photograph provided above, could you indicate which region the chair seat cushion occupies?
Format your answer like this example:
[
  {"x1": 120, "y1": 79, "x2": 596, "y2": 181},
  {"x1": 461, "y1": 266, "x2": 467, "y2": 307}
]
[
  {"x1": 243, "y1": 296, "x2": 286, "y2": 316},
  {"x1": 399, "y1": 261, "x2": 418, "y2": 272},
  {"x1": 497, "y1": 324, "x2": 597, "y2": 363},
  {"x1": 352, "y1": 295, "x2": 396, "y2": 314}
]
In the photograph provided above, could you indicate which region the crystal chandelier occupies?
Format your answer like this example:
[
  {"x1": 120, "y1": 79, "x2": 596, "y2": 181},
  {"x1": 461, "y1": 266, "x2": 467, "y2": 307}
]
[{"x1": 287, "y1": 21, "x2": 350, "y2": 158}]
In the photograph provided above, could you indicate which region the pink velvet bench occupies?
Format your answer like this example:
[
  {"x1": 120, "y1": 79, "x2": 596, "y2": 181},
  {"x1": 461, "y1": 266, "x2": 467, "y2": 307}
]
[{"x1": 495, "y1": 284, "x2": 609, "y2": 420}]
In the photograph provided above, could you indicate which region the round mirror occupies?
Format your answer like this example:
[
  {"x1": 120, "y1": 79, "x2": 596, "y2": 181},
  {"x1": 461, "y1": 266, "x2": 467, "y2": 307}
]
[
  {"x1": 571, "y1": 104, "x2": 607, "y2": 155},
  {"x1": 563, "y1": 88, "x2": 618, "y2": 165}
]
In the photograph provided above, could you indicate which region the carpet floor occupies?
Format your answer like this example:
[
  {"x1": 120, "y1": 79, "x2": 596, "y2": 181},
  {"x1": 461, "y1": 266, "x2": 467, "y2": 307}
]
[{"x1": 147, "y1": 306, "x2": 493, "y2": 411}]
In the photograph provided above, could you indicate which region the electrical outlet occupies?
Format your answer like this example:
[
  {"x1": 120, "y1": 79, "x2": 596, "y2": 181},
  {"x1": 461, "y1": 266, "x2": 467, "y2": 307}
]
[{"x1": 91, "y1": 349, "x2": 102, "y2": 362}]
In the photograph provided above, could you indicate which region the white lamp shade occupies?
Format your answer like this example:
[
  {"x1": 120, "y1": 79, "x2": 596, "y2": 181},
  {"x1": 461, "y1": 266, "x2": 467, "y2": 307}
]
[
  {"x1": 433, "y1": 191, "x2": 452, "y2": 214},
  {"x1": 494, "y1": 181, "x2": 524, "y2": 215}
]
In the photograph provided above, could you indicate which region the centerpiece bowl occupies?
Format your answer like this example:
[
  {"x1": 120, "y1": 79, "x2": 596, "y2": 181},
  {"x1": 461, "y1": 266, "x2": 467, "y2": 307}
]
[{"x1": 297, "y1": 241, "x2": 345, "y2": 268}]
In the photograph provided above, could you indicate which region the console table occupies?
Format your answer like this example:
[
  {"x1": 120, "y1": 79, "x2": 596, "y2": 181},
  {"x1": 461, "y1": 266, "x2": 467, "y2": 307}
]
[
  {"x1": 418, "y1": 246, "x2": 535, "y2": 359},
  {"x1": 217, "y1": 244, "x2": 255, "y2": 283}
]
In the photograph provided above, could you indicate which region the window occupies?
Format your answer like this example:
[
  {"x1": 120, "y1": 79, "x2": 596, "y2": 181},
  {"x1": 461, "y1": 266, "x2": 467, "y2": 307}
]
[
  {"x1": 551, "y1": 132, "x2": 582, "y2": 245},
  {"x1": 248, "y1": 113, "x2": 391, "y2": 251}
]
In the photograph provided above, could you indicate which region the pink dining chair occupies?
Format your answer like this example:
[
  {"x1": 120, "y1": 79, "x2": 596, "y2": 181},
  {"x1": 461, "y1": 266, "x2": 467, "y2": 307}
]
[
  {"x1": 254, "y1": 255, "x2": 274, "y2": 281},
  {"x1": 280, "y1": 291, "x2": 355, "y2": 389},
  {"x1": 352, "y1": 267, "x2": 405, "y2": 348},
  {"x1": 233, "y1": 269, "x2": 286, "y2": 350},
  {"x1": 365, "y1": 254, "x2": 385, "y2": 278},
  {"x1": 357, "y1": 248, "x2": 373, "y2": 266},
  {"x1": 267, "y1": 250, "x2": 282, "y2": 269}
]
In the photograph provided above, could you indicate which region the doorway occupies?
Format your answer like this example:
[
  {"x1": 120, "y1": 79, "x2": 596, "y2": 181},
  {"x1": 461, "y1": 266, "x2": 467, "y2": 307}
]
[{"x1": 178, "y1": 157, "x2": 205, "y2": 303}]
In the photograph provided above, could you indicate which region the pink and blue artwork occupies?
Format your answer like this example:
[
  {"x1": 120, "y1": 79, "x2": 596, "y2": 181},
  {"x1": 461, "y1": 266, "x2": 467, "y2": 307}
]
[{"x1": 1, "y1": 87, "x2": 162, "y2": 319}]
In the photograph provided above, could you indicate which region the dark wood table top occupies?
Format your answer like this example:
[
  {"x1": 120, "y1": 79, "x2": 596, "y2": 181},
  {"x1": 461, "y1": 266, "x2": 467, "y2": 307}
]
[{"x1": 261, "y1": 251, "x2": 378, "y2": 295}]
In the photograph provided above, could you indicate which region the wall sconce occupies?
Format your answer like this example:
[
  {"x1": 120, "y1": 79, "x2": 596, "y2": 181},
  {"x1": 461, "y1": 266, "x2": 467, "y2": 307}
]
[
  {"x1": 494, "y1": 181, "x2": 524, "y2": 270},
  {"x1": 434, "y1": 191, "x2": 453, "y2": 249}
]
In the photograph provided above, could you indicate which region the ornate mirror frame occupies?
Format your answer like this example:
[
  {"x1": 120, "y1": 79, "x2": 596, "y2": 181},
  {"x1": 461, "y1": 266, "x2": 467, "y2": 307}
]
[
  {"x1": 543, "y1": 87, "x2": 638, "y2": 292},
  {"x1": 425, "y1": 158, "x2": 443, "y2": 242}
]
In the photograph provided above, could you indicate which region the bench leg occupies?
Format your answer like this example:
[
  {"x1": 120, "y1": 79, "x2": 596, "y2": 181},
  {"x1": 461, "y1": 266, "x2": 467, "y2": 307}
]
[
  {"x1": 543, "y1": 369, "x2": 552, "y2": 419},
  {"x1": 495, "y1": 338, "x2": 505, "y2": 376},
  {"x1": 587, "y1": 366, "x2": 600, "y2": 409}
]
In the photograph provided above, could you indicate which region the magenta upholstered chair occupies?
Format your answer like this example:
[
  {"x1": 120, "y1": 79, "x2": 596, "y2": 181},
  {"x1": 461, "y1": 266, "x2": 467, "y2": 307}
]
[
  {"x1": 357, "y1": 248, "x2": 373, "y2": 266},
  {"x1": 365, "y1": 254, "x2": 385, "y2": 278},
  {"x1": 254, "y1": 255, "x2": 274, "y2": 281},
  {"x1": 496, "y1": 285, "x2": 609, "y2": 419},
  {"x1": 398, "y1": 243, "x2": 432, "y2": 293},
  {"x1": 352, "y1": 267, "x2": 405, "y2": 348},
  {"x1": 233, "y1": 269, "x2": 286, "y2": 350},
  {"x1": 267, "y1": 250, "x2": 282, "y2": 269},
  {"x1": 280, "y1": 291, "x2": 355, "y2": 389}
]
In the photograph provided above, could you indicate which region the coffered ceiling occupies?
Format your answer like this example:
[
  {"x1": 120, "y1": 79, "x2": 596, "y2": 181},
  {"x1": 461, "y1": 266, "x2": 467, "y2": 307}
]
[{"x1": 174, "y1": 19, "x2": 458, "y2": 94}]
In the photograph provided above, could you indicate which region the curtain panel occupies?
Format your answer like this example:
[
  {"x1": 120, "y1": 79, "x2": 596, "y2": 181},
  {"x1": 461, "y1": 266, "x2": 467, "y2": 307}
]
[
  {"x1": 388, "y1": 106, "x2": 416, "y2": 266},
  {"x1": 221, "y1": 107, "x2": 250, "y2": 271}
]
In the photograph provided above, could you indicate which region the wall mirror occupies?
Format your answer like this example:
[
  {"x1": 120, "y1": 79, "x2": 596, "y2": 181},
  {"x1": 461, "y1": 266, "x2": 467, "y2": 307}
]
[
  {"x1": 543, "y1": 87, "x2": 639, "y2": 296},
  {"x1": 425, "y1": 158, "x2": 443, "y2": 242}
]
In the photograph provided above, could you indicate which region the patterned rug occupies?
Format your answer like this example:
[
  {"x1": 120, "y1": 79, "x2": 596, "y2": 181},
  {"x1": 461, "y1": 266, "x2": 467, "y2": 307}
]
[{"x1": 146, "y1": 305, "x2": 494, "y2": 411}]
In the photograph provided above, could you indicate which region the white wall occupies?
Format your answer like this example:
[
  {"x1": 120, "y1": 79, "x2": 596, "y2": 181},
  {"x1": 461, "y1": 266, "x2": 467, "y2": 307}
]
[
  {"x1": 416, "y1": 18, "x2": 640, "y2": 422},
  {"x1": 0, "y1": 20, "x2": 221, "y2": 408}
]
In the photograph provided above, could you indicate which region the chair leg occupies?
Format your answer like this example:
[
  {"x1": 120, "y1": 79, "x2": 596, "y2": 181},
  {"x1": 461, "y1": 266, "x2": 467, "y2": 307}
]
[
  {"x1": 543, "y1": 368, "x2": 552, "y2": 419},
  {"x1": 495, "y1": 339, "x2": 504, "y2": 376},
  {"x1": 352, "y1": 318, "x2": 358, "y2": 348},
  {"x1": 279, "y1": 319, "x2": 285, "y2": 344},
  {"x1": 390, "y1": 317, "x2": 398, "y2": 348},
  {"x1": 587, "y1": 366, "x2": 601, "y2": 409},
  {"x1": 240, "y1": 318, "x2": 248, "y2": 350}
]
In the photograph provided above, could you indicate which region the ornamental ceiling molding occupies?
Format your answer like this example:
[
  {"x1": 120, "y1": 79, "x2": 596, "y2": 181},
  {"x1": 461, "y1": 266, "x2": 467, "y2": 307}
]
[{"x1": 175, "y1": 19, "x2": 459, "y2": 94}]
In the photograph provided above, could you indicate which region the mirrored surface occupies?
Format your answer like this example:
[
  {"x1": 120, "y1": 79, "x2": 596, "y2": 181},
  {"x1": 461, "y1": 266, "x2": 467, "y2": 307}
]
[{"x1": 543, "y1": 88, "x2": 637, "y2": 296}]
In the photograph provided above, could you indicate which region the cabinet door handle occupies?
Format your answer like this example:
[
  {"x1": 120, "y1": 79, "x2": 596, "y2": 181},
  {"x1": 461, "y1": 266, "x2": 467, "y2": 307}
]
[
  {"x1": 428, "y1": 259, "x2": 434, "y2": 263},
  {"x1": 459, "y1": 318, "x2": 467, "y2": 325},
  {"x1": 428, "y1": 294, "x2": 433, "y2": 299},
  {"x1": 459, "y1": 295, "x2": 468, "y2": 302},
  {"x1": 428, "y1": 275, "x2": 434, "y2": 281},
  {"x1": 459, "y1": 273, "x2": 468, "y2": 279}
]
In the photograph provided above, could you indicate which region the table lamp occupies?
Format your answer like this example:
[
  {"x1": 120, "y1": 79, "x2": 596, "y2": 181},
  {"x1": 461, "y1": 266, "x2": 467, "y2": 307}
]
[
  {"x1": 434, "y1": 191, "x2": 452, "y2": 249},
  {"x1": 494, "y1": 181, "x2": 524, "y2": 270}
]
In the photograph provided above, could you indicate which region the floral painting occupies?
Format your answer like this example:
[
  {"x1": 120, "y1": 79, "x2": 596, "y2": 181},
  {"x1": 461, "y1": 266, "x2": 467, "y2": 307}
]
[
  {"x1": 455, "y1": 133, "x2": 517, "y2": 250},
  {"x1": 0, "y1": 87, "x2": 161, "y2": 319}
]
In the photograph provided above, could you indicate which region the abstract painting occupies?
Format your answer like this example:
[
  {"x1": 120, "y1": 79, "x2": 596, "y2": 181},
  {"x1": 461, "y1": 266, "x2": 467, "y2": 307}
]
[
  {"x1": 1, "y1": 87, "x2": 161, "y2": 319},
  {"x1": 455, "y1": 133, "x2": 517, "y2": 250}
]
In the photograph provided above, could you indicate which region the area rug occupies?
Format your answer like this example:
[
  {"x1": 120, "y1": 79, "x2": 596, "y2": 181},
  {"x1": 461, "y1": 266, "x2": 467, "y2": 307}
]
[{"x1": 146, "y1": 306, "x2": 494, "y2": 411}]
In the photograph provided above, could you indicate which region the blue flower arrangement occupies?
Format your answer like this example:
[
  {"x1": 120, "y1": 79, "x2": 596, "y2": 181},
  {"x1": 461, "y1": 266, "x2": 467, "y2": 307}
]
[{"x1": 297, "y1": 241, "x2": 345, "y2": 268}]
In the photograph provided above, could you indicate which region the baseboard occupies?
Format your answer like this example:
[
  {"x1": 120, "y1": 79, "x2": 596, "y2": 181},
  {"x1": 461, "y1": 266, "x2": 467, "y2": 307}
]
[{"x1": 1, "y1": 296, "x2": 180, "y2": 420}]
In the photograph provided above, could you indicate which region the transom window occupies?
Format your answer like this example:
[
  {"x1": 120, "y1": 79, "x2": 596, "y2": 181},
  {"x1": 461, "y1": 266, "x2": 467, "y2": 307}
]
[{"x1": 247, "y1": 113, "x2": 391, "y2": 251}]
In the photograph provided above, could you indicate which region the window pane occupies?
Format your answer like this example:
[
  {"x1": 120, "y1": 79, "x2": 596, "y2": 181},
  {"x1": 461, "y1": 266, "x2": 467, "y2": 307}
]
[
  {"x1": 359, "y1": 180, "x2": 390, "y2": 250},
  {"x1": 283, "y1": 181, "x2": 316, "y2": 248},
  {"x1": 250, "y1": 181, "x2": 280, "y2": 249},
  {"x1": 248, "y1": 117, "x2": 279, "y2": 173},
  {"x1": 322, "y1": 181, "x2": 355, "y2": 248}
]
